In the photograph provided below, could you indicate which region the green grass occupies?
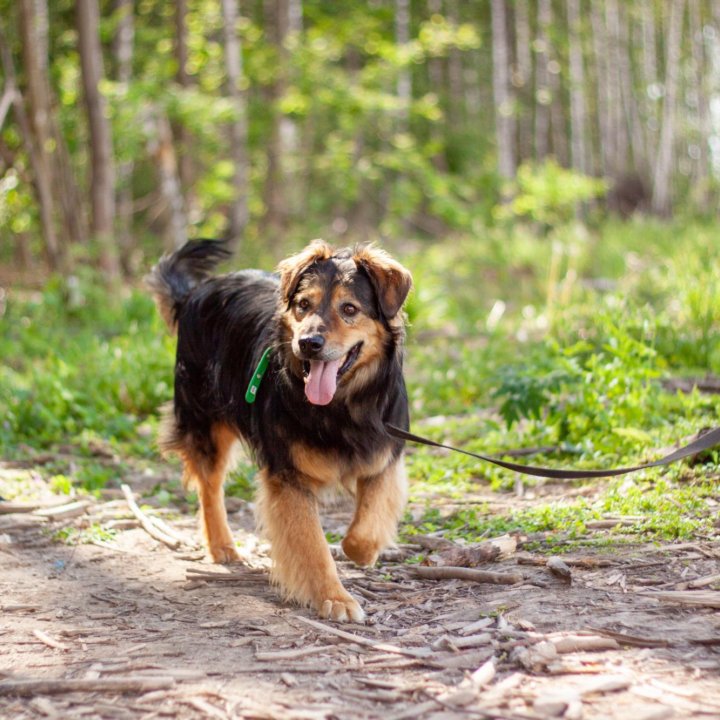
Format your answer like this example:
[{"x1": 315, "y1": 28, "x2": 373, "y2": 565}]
[{"x1": 1, "y1": 218, "x2": 719, "y2": 544}]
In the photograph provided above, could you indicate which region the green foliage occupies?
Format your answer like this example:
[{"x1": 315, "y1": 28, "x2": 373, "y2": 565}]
[
  {"x1": 495, "y1": 160, "x2": 608, "y2": 227},
  {"x1": 0, "y1": 276, "x2": 173, "y2": 457}
]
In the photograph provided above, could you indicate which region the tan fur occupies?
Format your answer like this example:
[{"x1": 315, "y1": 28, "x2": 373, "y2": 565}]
[
  {"x1": 181, "y1": 423, "x2": 240, "y2": 564},
  {"x1": 342, "y1": 457, "x2": 408, "y2": 567},
  {"x1": 353, "y1": 245, "x2": 413, "y2": 318},
  {"x1": 159, "y1": 240, "x2": 412, "y2": 622},
  {"x1": 255, "y1": 470, "x2": 365, "y2": 622},
  {"x1": 277, "y1": 239, "x2": 334, "y2": 306}
]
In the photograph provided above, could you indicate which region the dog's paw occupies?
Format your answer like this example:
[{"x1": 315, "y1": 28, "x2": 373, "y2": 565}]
[
  {"x1": 341, "y1": 534, "x2": 380, "y2": 567},
  {"x1": 317, "y1": 592, "x2": 365, "y2": 623},
  {"x1": 209, "y1": 543, "x2": 241, "y2": 564}
]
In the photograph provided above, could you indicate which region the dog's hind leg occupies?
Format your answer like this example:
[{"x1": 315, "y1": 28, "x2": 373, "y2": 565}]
[
  {"x1": 256, "y1": 470, "x2": 365, "y2": 623},
  {"x1": 342, "y1": 456, "x2": 408, "y2": 567},
  {"x1": 181, "y1": 423, "x2": 240, "y2": 564}
]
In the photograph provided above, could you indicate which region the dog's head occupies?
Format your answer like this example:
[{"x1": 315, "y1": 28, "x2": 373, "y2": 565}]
[{"x1": 277, "y1": 240, "x2": 412, "y2": 406}]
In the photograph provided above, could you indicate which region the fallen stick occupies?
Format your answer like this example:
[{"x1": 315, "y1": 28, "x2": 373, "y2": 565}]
[
  {"x1": 34, "y1": 500, "x2": 92, "y2": 520},
  {"x1": 294, "y1": 616, "x2": 432, "y2": 659},
  {"x1": 410, "y1": 566, "x2": 523, "y2": 585},
  {"x1": 551, "y1": 635, "x2": 619, "y2": 654},
  {"x1": 0, "y1": 502, "x2": 41, "y2": 514},
  {"x1": 255, "y1": 644, "x2": 338, "y2": 661},
  {"x1": 0, "y1": 676, "x2": 175, "y2": 697},
  {"x1": 120, "y1": 484, "x2": 180, "y2": 550},
  {"x1": 642, "y1": 590, "x2": 720, "y2": 608},
  {"x1": 32, "y1": 629, "x2": 68, "y2": 651}
]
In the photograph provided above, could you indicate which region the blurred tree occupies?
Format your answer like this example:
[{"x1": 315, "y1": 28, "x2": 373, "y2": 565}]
[
  {"x1": 77, "y1": 0, "x2": 119, "y2": 277},
  {"x1": 221, "y1": 0, "x2": 249, "y2": 250}
]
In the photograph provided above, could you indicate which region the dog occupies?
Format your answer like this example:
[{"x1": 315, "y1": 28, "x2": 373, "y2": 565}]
[{"x1": 147, "y1": 239, "x2": 412, "y2": 622}]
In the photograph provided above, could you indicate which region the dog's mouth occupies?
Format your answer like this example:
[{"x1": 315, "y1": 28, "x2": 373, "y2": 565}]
[{"x1": 302, "y1": 342, "x2": 363, "y2": 406}]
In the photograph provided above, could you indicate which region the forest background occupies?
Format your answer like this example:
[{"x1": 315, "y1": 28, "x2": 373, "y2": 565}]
[
  {"x1": 1, "y1": 0, "x2": 718, "y2": 273},
  {"x1": 1, "y1": 0, "x2": 720, "y2": 543}
]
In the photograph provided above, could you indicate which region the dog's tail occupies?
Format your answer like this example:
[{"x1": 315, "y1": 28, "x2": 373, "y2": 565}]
[{"x1": 146, "y1": 240, "x2": 231, "y2": 332}]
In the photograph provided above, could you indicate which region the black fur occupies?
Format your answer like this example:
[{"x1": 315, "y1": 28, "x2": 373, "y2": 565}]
[{"x1": 152, "y1": 241, "x2": 409, "y2": 478}]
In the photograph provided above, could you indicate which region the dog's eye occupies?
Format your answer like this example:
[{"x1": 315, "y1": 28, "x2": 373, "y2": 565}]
[
  {"x1": 342, "y1": 303, "x2": 358, "y2": 317},
  {"x1": 297, "y1": 298, "x2": 310, "y2": 311}
]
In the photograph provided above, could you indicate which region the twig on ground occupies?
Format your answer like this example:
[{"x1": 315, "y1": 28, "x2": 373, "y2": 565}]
[
  {"x1": 32, "y1": 629, "x2": 68, "y2": 651},
  {"x1": 642, "y1": 590, "x2": 720, "y2": 608},
  {"x1": 294, "y1": 616, "x2": 433, "y2": 660},
  {"x1": 120, "y1": 484, "x2": 181, "y2": 550},
  {"x1": 409, "y1": 566, "x2": 524, "y2": 585},
  {"x1": 0, "y1": 676, "x2": 176, "y2": 696},
  {"x1": 34, "y1": 501, "x2": 92, "y2": 520}
]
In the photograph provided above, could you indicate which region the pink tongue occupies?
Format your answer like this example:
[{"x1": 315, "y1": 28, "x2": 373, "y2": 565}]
[{"x1": 305, "y1": 359, "x2": 342, "y2": 405}]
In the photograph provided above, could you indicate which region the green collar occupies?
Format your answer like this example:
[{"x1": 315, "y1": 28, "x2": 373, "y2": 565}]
[{"x1": 245, "y1": 347, "x2": 272, "y2": 403}]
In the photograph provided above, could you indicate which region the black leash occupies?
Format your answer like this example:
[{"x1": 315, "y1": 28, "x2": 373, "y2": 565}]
[{"x1": 385, "y1": 424, "x2": 720, "y2": 480}]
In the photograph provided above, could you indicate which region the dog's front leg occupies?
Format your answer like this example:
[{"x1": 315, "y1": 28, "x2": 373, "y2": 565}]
[
  {"x1": 257, "y1": 470, "x2": 365, "y2": 623},
  {"x1": 342, "y1": 456, "x2": 408, "y2": 567}
]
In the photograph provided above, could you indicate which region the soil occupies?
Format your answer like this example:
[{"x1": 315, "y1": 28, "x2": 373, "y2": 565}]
[{"x1": 1, "y1": 460, "x2": 720, "y2": 720}]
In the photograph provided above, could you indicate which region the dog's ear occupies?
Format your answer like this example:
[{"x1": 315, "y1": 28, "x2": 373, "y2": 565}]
[
  {"x1": 354, "y1": 245, "x2": 413, "y2": 319},
  {"x1": 277, "y1": 240, "x2": 333, "y2": 307}
]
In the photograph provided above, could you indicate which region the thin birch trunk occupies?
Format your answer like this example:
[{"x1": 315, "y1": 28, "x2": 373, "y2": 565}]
[
  {"x1": 112, "y1": 0, "x2": 135, "y2": 275},
  {"x1": 590, "y1": 1, "x2": 612, "y2": 177},
  {"x1": 174, "y1": 0, "x2": 194, "y2": 200},
  {"x1": 77, "y1": 0, "x2": 119, "y2": 278},
  {"x1": 566, "y1": 0, "x2": 587, "y2": 176},
  {"x1": 604, "y1": 0, "x2": 628, "y2": 174},
  {"x1": 534, "y1": 0, "x2": 552, "y2": 161},
  {"x1": 144, "y1": 110, "x2": 188, "y2": 250},
  {"x1": 689, "y1": 0, "x2": 710, "y2": 211},
  {"x1": 0, "y1": 27, "x2": 61, "y2": 269},
  {"x1": 261, "y1": 0, "x2": 288, "y2": 241},
  {"x1": 491, "y1": 0, "x2": 515, "y2": 188},
  {"x1": 395, "y1": 0, "x2": 411, "y2": 130},
  {"x1": 514, "y1": 0, "x2": 532, "y2": 162},
  {"x1": 652, "y1": 0, "x2": 685, "y2": 216},
  {"x1": 221, "y1": 0, "x2": 249, "y2": 251}
]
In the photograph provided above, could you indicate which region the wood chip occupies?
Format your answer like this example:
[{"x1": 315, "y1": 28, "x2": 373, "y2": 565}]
[
  {"x1": 547, "y1": 557, "x2": 572, "y2": 583},
  {"x1": 426, "y1": 534, "x2": 517, "y2": 568}
]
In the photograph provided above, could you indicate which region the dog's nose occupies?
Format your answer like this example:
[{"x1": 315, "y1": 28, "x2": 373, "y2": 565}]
[{"x1": 299, "y1": 334, "x2": 325, "y2": 356}]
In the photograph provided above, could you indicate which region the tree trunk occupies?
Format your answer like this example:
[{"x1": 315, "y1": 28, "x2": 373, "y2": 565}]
[
  {"x1": 514, "y1": 0, "x2": 532, "y2": 163},
  {"x1": 221, "y1": 0, "x2": 249, "y2": 251},
  {"x1": 589, "y1": 1, "x2": 611, "y2": 177},
  {"x1": 566, "y1": 0, "x2": 588, "y2": 176},
  {"x1": 395, "y1": 0, "x2": 411, "y2": 130},
  {"x1": 77, "y1": 0, "x2": 119, "y2": 278},
  {"x1": 174, "y1": 0, "x2": 194, "y2": 200},
  {"x1": 112, "y1": 0, "x2": 135, "y2": 276},
  {"x1": 261, "y1": 0, "x2": 289, "y2": 242},
  {"x1": 144, "y1": 109, "x2": 188, "y2": 250},
  {"x1": 20, "y1": 0, "x2": 87, "y2": 254},
  {"x1": 0, "y1": 27, "x2": 61, "y2": 269},
  {"x1": 604, "y1": 0, "x2": 628, "y2": 175},
  {"x1": 491, "y1": 0, "x2": 515, "y2": 190},
  {"x1": 652, "y1": 0, "x2": 685, "y2": 216},
  {"x1": 688, "y1": 0, "x2": 710, "y2": 212},
  {"x1": 533, "y1": 0, "x2": 552, "y2": 161},
  {"x1": 616, "y1": 2, "x2": 647, "y2": 175}
]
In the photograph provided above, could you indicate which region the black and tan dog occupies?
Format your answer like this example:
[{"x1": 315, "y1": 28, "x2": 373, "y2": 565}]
[{"x1": 147, "y1": 240, "x2": 412, "y2": 622}]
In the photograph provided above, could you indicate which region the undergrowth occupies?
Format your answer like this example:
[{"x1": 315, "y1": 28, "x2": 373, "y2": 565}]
[{"x1": 1, "y1": 218, "x2": 719, "y2": 542}]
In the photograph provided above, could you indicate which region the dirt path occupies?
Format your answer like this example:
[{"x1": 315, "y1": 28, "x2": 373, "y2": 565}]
[{"x1": 2, "y1": 465, "x2": 720, "y2": 719}]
